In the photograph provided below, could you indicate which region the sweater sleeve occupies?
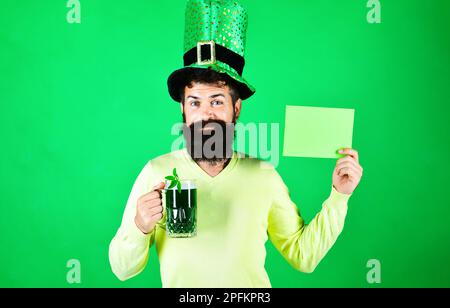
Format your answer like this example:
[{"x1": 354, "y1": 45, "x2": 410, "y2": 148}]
[
  {"x1": 109, "y1": 160, "x2": 156, "y2": 281},
  {"x1": 267, "y1": 169, "x2": 351, "y2": 273}
]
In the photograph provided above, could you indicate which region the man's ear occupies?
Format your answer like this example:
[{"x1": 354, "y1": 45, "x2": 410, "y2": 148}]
[
  {"x1": 234, "y1": 99, "x2": 242, "y2": 121},
  {"x1": 180, "y1": 102, "x2": 183, "y2": 113}
]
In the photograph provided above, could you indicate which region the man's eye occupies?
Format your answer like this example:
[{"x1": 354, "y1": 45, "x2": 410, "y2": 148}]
[
  {"x1": 211, "y1": 100, "x2": 223, "y2": 106},
  {"x1": 190, "y1": 101, "x2": 200, "y2": 107}
]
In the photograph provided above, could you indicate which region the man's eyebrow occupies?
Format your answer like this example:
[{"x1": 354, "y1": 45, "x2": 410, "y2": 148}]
[
  {"x1": 186, "y1": 95, "x2": 200, "y2": 100},
  {"x1": 209, "y1": 93, "x2": 225, "y2": 99}
]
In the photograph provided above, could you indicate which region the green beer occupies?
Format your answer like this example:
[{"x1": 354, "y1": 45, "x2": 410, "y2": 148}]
[{"x1": 164, "y1": 180, "x2": 197, "y2": 238}]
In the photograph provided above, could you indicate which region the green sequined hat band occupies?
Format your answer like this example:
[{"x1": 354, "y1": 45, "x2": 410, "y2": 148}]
[{"x1": 183, "y1": 40, "x2": 245, "y2": 76}]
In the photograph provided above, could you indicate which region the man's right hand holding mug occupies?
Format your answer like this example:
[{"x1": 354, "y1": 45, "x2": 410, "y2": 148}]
[{"x1": 134, "y1": 182, "x2": 165, "y2": 234}]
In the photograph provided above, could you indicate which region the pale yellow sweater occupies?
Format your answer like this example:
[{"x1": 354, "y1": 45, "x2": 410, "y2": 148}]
[{"x1": 109, "y1": 148, "x2": 352, "y2": 287}]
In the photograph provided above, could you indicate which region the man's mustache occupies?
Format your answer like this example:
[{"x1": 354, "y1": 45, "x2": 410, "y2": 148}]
[{"x1": 187, "y1": 119, "x2": 234, "y2": 133}]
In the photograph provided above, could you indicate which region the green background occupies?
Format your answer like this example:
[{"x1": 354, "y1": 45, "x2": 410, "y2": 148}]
[{"x1": 1, "y1": 0, "x2": 449, "y2": 287}]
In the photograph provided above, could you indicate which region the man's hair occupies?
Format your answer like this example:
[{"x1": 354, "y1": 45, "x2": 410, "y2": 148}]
[{"x1": 179, "y1": 68, "x2": 241, "y2": 105}]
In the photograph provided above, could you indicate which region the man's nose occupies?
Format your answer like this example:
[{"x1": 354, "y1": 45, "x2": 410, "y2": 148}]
[{"x1": 200, "y1": 106, "x2": 216, "y2": 121}]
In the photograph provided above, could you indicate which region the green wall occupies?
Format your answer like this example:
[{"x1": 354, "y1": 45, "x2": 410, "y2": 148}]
[{"x1": 1, "y1": 0, "x2": 449, "y2": 287}]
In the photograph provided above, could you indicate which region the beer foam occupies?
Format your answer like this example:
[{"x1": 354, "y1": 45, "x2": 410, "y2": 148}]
[{"x1": 165, "y1": 181, "x2": 197, "y2": 190}]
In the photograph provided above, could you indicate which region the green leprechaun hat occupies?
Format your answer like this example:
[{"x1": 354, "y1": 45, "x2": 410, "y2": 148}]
[{"x1": 167, "y1": 0, "x2": 256, "y2": 102}]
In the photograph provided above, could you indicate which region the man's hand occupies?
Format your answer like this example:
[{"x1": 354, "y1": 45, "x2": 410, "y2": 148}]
[
  {"x1": 134, "y1": 182, "x2": 165, "y2": 234},
  {"x1": 332, "y1": 148, "x2": 363, "y2": 195}
]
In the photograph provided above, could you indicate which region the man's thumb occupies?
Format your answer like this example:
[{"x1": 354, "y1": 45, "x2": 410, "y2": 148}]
[{"x1": 153, "y1": 181, "x2": 165, "y2": 190}]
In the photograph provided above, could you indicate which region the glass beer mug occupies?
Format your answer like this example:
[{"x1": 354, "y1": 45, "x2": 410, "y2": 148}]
[{"x1": 162, "y1": 179, "x2": 197, "y2": 238}]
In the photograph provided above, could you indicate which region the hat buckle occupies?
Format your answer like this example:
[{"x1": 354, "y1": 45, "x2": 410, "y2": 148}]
[{"x1": 197, "y1": 40, "x2": 216, "y2": 65}]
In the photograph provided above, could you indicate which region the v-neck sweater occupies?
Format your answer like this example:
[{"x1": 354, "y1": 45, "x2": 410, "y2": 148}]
[{"x1": 109, "y1": 148, "x2": 352, "y2": 287}]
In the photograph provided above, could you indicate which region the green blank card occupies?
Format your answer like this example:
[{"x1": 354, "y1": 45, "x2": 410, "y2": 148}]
[{"x1": 283, "y1": 105, "x2": 355, "y2": 159}]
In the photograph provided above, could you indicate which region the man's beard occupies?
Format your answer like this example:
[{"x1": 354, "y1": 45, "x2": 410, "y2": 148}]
[{"x1": 182, "y1": 117, "x2": 236, "y2": 166}]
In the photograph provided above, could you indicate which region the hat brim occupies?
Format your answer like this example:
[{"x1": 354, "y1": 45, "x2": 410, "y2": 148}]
[{"x1": 167, "y1": 63, "x2": 255, "y2": 102}]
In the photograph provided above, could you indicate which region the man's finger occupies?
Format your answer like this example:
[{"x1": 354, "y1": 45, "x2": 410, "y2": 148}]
[
  {"x1": 338, "y1": 167, "x2": 353, "y2": 177},
  {"x1": 139, "y1": 182, "x2": 165, "y2": 201},
  {"x1": 142, "y1": 199, "x2": 162, "y2": 209},
  {"x1": 140, "y1": 190, "x2": 161, "y2": 202},
  {"x1": 336, "y1": 156, "x2": 353, "y2": 163},
  {"x1": 338, "y1": 148, "x2": 359, "y2": 162},
  {"x1": 336, "y1": 160, "x2": 362, "y2": 172},
  {"x1": 152, "y1": 212, "x2": 163, "y2": 221},
  {"x1": 148, "y1": 205, "x2": 163, "y2": 216},
  {"x1": 337, "y1": 162, "x2": 362, "y2": 175},
  {"x1": 336, "y1": 156, "x2": 359, "y2": 167},
  {"x1": 337, "y1": 166, "x2": 361, "y2": 178}
]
